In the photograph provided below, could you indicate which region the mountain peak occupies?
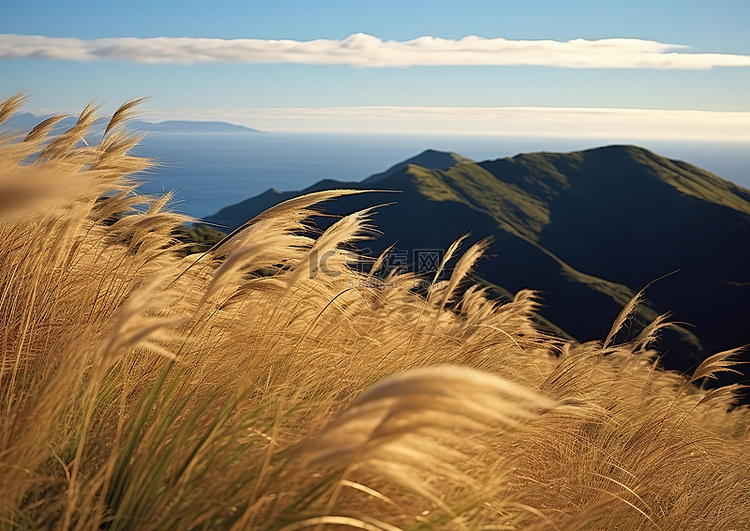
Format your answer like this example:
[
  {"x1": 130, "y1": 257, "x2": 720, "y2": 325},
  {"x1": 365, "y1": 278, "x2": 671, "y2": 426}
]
[
  {"x1": 577, "y1": 144, "x2": 750, "y2": 216},
  {"x1": 362, "y1": 149, "x2": 472, "y2": 184}
]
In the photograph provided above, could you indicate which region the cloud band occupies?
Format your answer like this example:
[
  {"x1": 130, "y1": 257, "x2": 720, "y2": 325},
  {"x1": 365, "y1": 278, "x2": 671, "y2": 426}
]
[
  {"x1": 147, "y1": 106, "x2": 750, "y2": 139},
  {"x1": 2, "y1": 33, "x2": 750, "y2": 69}
]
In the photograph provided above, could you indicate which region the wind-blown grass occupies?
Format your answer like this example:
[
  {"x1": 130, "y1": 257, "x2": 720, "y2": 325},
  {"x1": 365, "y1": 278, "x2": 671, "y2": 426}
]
[{"x1": 1, "y1": 96, "x2": 749, "y2": 530}]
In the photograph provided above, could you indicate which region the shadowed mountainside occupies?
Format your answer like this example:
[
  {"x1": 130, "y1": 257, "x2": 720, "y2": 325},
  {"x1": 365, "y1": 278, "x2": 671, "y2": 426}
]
[{"x1": 205, "y1": 145, "x2": 750, "y2": 376}]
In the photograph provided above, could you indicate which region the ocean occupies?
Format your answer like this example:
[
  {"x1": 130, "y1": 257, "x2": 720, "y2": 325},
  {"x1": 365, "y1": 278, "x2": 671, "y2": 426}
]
[{"x1": 132, "y1": 132, "x2": 750, "y2": 220}]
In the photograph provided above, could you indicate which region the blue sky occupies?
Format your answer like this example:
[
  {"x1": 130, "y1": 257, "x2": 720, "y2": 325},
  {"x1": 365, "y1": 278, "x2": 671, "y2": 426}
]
[{"x1": 2, "y1": 0, "x2": 750, "y2": 138}]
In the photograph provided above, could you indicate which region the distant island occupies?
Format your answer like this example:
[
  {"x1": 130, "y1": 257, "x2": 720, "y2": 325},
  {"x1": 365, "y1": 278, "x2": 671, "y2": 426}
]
[
  {"x1": 0, "y1": 112, "x2": 261, "y2": 135},
  {"x1": 131, "y1": 120, "x2": 261, "y2": 134}
]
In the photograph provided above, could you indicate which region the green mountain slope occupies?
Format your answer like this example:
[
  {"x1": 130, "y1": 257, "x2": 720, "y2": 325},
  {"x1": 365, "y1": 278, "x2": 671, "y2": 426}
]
[{"x1": 204, "y1": 145, "x2": 750, "y2": 377}]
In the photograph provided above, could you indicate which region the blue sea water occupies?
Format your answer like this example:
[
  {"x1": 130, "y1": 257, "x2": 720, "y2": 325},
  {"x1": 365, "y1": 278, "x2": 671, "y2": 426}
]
[{"x1": 132, "y1": 132, "x2": 750, "y2": 220}]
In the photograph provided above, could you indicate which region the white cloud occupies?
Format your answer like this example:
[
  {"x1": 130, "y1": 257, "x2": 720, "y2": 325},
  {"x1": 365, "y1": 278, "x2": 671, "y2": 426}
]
[
  {"x1": 2, "y1": 33, "x2": 750, "y2": 69},
  {"x1": 147, "y1": 106, "x2": 750, "y2": 140}
]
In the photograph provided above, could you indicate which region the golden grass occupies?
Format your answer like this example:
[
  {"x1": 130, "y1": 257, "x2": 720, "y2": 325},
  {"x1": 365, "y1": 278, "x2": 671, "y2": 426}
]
[{"x1": 0, "y1": 96, "x2": 749, "y2": 530}]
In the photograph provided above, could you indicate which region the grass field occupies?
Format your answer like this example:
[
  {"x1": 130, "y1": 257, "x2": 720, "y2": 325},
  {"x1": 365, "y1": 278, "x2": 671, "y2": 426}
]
[{"x1": 1, "y1": 95, "x2": 749, "y2": 530}]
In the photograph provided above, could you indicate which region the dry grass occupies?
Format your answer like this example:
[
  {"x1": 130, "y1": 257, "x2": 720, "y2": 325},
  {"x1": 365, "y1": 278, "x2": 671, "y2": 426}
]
[{"x1": 1, "y1": 96, "x2": 749, "y2": 530}]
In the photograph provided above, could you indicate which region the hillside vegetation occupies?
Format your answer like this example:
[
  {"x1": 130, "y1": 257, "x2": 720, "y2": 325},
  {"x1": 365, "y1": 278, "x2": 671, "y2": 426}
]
[
  {"x1": 207, "y1": 146, "x2": 750, "y2": 377},
  {"x1": 1, "y1": 96, "x2": 750, "y2": 530}
]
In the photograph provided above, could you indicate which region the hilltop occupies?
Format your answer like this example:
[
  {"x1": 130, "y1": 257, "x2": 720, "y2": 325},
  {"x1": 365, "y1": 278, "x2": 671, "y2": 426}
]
[{"x1": 206, "y1": 145, "x2": 750, "y2": 377}]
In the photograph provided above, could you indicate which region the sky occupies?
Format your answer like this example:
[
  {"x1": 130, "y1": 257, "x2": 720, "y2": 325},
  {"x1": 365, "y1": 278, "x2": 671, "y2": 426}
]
[{"x1": 2, "y1": 0, "x2": 750, "y2": 139}]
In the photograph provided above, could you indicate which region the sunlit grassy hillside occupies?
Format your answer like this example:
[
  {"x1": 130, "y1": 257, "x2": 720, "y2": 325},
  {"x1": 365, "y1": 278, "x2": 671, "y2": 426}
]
[{"x1": 1, "y1": 96, "x2": 750, "y2": 530}]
